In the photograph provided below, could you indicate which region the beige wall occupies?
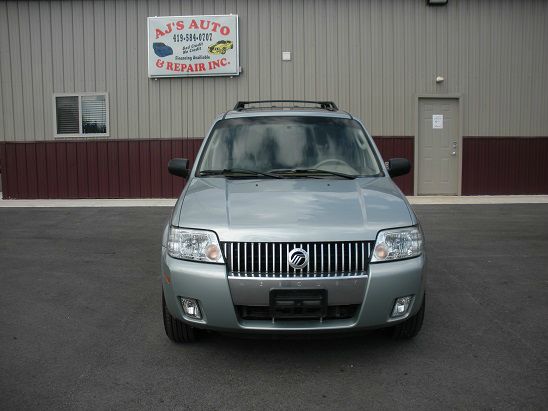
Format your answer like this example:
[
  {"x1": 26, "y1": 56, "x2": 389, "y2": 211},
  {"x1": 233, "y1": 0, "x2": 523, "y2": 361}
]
[{"x1": 0, "y1": 0, "x2": 547, "y2": 142}]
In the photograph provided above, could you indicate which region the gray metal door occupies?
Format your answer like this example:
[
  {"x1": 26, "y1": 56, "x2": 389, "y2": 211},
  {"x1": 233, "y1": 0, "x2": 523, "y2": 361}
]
[{"x1": 418, "y1": 98, "x2": 459, "y2": 195}]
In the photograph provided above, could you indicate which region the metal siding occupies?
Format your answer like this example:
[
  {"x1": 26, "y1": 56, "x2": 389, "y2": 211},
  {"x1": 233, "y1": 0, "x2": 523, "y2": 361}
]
[
  {"x1": 83, "y1": 1, "x2": 95, "y2": 92},
  {"x1": 137, "y1": 0, "x2": 150, "y2": 139},
  {"x1": 118, "y1": 140, "x2": 130, "y2": 197},
  {"x1": 0, "y1": 0, "x2": 545, "y2": 146},
  {"x1": 93, "y1": 0, "x2": 106, "y2": 92},
  {"x1": 0, "y1": 137, "x2": 415, "y2": 198},
  {"x1": 373, "y1": 137, "x2": 414, "y2": 195},
  {"x1": 7, "y1": 2, "x2": 25, "y2": 141},
  {"x1": 51, "y1": 1, "x2": 64, "y2": 95},
  {"x1": 116, "y1": 0, "x2": 129, "y2": 139},
  {"x1": 462, "y1": 137, "x2": 548, "y2": 195},
  {"x1": 29, "y1": 3, "x2": 44, "y2": 140},
  {"x1": 0, "y1": 2, "x2": 14, "y2": 141},
  {"x1": 73, "y1": 1, "x2": 85, "y2": 93},
  {"x1": 127, "y1": 0, "x2": 139, "y2": 138},
  {"x1": 105, "y1": 0, "x2": 118, "y2": 138},
  {"x1": 35, "y1": 142, "x2": 48, "y2": 197},
  {"x1": 19, "y1": 2, "x2": 34, "y2": 141}
]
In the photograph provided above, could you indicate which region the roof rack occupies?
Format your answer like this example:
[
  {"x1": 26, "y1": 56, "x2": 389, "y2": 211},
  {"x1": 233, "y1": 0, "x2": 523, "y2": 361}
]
[{"x1": 233, "y1": 100, "x2": 339, "y2": 112}]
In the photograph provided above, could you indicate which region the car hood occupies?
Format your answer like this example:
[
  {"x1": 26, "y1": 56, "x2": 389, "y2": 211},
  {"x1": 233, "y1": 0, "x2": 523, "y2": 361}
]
[{"x1": 175, "y1": 177, "x2": 415, "y2": 242}]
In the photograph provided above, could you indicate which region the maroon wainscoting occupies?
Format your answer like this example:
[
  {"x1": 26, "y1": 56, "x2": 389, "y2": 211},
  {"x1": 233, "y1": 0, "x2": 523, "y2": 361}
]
[
  {"x1": 462, "y1": 137, "x2": 548, "y2": 195},
  {"x1": 373, "y1": 137, "x2": 414, "y2": 195},
  {"x1": 0, "y1": 139, "x2": 203, "y2": 199},
  {"x1": 0, "y1": 136, "x2": 414, "y2": 199}
]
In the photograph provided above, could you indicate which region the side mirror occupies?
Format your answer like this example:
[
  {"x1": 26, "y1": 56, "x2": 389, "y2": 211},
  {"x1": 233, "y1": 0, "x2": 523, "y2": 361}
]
[
  {"x1": 387, "y1": 158, "x2": 411, "y2": 178},
  {"x1": 168, "y1": 158, "x2": 189, "y2": 178}
]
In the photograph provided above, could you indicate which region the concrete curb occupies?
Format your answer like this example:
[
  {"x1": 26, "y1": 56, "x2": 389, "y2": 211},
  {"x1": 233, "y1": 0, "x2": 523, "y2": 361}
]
[
  {"x1": 406, "y1": 195, "x2": 548, "y2": 204},
  {"x1": 1, "y1": 194, "x2": 548, "y2": 207}
]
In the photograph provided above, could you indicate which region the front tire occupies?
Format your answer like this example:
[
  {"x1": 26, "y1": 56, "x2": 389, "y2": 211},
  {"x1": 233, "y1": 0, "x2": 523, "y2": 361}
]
[
  {"x1": 390, "y1": 295, "x2": 425, "y2": 339},
  {"x1": 162, "y1": 292, "x2": 197, "y2": 343}
]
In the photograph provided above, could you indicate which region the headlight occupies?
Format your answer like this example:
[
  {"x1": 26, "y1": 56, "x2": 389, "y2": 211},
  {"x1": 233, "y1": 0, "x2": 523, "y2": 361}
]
[
  {"x1": 370, "y1": 226, "x2": 423, "y2": 263},
  {"x1": 167, "y1": 227, "x2": 225, "y2": 263}
]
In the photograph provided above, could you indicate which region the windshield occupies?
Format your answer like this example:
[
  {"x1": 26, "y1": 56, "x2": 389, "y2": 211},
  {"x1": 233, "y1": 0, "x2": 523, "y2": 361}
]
[{"x1": 197, "y1": 116, "x2": 382, "y2": 177}]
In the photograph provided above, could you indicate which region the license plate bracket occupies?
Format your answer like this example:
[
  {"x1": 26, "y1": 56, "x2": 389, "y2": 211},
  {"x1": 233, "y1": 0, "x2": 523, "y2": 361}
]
[{"x1": 269, "y1": 289, "x2": 328, "y2": 319}]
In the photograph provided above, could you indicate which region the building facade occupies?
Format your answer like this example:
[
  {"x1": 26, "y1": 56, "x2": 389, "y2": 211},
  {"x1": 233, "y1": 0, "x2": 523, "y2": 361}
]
[{"x1": 0, "y1": 0, "x2": 547, "y2": 198}]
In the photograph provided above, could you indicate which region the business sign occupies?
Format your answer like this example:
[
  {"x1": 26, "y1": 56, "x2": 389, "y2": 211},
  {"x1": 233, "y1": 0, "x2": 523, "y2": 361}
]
[{"x1": 147, "y1": 15, "x2": 239, "y2": 78}]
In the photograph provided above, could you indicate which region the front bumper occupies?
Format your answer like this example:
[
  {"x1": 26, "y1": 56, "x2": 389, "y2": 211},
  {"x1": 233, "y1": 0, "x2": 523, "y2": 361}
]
[{"x1": 161, "y1": 249, "x2": 426, "y2": 332}]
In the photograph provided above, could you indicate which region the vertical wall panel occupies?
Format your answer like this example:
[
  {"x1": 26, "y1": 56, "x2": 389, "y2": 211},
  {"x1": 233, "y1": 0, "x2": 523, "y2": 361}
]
[
  {"x1": 118, "y1": 140, "x2": 130, "y2": 198},
  {"x1": 137, "y1": 0, "x2": 150, "y2": 139},
  {"x1": 7, "y1": 2, "x2": 25, "y2": 139},
  {"x1": 128, "y1": 141, "x2": 141, "y2": 197},
  {"x1": 66, "y1": 142, "x2": 79, "y2": 198},
  {"x1": 5, "y1": 144, "x2": 18, "y2": 197},
  {"x1": 76, "y1": 142, "x2": 89, "y2": 197},
  {"x1": 15, "y1": 144, "x2": 28, "y2": 198},
  {"x1": 73, "y1": 0, "x2": 85, "y2": 92},
  {"x1": 86, "y1": 141, "x2": 99, "y2": 198},
  {"x1": 107, "y1": 140, "x2": 119, "y2": 197},
  {"x1": 61, "y1": 1, "x2": 75, "y2": 92},
  {"x1": 0, "y1": 2, "x2": 14, "y2": 141},
  {"x1": 96, "y1": 141, "x2": 109, "y2": 197},
  {"x1": 45, "y1": 142, "x2": 58, "y2": 197},
  {"x1": 93, "y1": 0, "x2": 106, "y2": 92},
  {"x1": 51, "y1": 1, "x2": 64, "y2": 93},
  {"x1": 314, "y1": 0, "x2": 326, "y2": 101},
  {"x1": 0, "y1": 143, "x2": 6, "y2": 194},
  {"x1": 29, "y1": 3, "x2": 44, "y2": 140},
  {"x1": 24, "y1": 143, "x2": 38, "y2": 198},
  {"x1": 18, "y1": 1, "x2": 34, "y2": 141},
  {"x1": 35, "y1": 142, "x2": 48, "y2": 198},
  {"x1": 104, "y1": 0, "x2": 118, "y2": 139},
  {"x1": 359, "y1": 0, "x2": 372, "y2": 128},
  {"x1": 115, "y1": 0, "x2": 129, "y2": 139},
  {"x1": 83, "y1": 0, "x2": 95, "y2": 92},
  {"x1": 336, "y1": 0, "x2": 349, "y2": 110},
  {"x1": 55, "y1": 142, "x2": 68, "y2": 197},
  {"x1": 138, "y1": 140, "x2": 151, "y2": 198}
]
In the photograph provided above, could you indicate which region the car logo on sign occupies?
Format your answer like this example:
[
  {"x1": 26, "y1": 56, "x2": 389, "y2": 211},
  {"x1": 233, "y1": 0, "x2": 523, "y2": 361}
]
[{"x1": 288, "y1": 248, "x2": 309, "y2": 269}]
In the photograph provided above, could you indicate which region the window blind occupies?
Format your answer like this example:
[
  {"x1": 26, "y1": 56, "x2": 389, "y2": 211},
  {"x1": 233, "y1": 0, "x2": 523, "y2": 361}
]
[{"x1": 55, "y1": 96, "x2": 79, "y2": 134}]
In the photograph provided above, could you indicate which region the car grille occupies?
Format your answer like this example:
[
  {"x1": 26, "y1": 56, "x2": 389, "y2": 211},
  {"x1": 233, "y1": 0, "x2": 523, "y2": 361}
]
[
  {"x1": 236, "y1": 304, "x2": 359, "y2": 321},
  {"x1": 221, "y1": 241, "x2": 374, "y2": 278}
]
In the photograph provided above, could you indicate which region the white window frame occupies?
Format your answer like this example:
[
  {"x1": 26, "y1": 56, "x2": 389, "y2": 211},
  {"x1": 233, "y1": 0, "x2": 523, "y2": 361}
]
[{"x1": 53, "y1": 92, "x2": 110, "y2": 138}]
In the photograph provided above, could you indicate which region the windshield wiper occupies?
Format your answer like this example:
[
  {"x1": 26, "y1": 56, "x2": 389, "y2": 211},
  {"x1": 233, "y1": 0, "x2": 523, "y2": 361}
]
[
  {"x1": 198, "y1": 168, "x2": 283, "y2": 179},
  {"x1": 268, "y1": 168, "x2": 357, "y2": 179}
]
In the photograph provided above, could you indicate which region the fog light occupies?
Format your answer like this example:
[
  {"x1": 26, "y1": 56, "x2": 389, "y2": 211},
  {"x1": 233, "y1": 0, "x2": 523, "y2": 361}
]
[
  {"x1": 392, "y1": 296, "x2": 413, "y2": 318},
  {"x1": 180, "y1": 297, "x2": 202, "y2": 320}
]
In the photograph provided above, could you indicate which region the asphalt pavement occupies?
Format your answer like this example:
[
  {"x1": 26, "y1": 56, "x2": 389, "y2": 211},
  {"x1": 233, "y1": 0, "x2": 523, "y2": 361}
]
[{"x1": 1, "y1": 205, "x2": 547, "y2": 410}]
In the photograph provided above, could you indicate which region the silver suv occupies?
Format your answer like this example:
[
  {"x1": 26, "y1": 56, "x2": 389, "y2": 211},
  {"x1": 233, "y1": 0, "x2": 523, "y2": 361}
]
[{"x1": 161, "y1": 100, "x2": 425, "y2": 342}]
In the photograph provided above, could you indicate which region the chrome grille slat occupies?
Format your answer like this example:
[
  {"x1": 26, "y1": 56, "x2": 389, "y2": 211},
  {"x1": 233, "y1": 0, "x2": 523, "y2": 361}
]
[
  {"x1": 341, "y1": 245, "x2": 344, "y2": 273},
  {"x1": 258, "y1": 243, "x2": 261, "y2": 274},
  {"x1": 361, "y1": 243, "x2": 365, "y2": 271},
  {"x1": 265, "y1": 242, "x2": 269, "y2": 274},
  {"x1": 222, "y1": 241, "x2": 374, "y2": 278},
  {"x1": 231, "y1": 243, "x2": 234, "y2": 273},
  {"x1": 355, "y1": 243, "x2": 358, "y2": 272},
  {"x1": 334, "y1": 244, "x2": 338, "y2": 273},
  {"x1": 244, "y1": 242, "x2": 247, "y2": 274},
  {"x1": 306, "y1": 244, "x2": 310, "y2": 275}
]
